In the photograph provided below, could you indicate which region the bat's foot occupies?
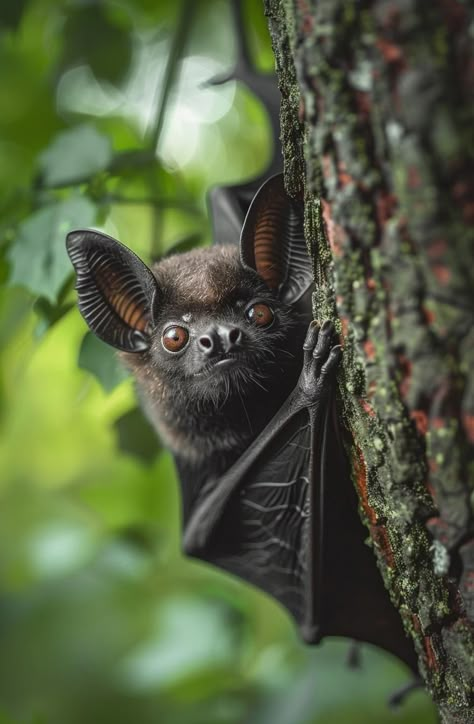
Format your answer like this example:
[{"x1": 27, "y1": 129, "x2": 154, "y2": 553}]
[{"x1": 298, "y1": 320, "x2": 342, "y2": 403}]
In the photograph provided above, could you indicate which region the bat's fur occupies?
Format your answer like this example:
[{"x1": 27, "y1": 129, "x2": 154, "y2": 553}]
[{"x1": 121, "y1": 245, "x2": 308, "y2": 475}]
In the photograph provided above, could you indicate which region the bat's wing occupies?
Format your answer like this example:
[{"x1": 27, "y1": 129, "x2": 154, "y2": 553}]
[
  {"x1": 199, "y1": 408, "x2": 313, "y2": 630},
  {"x1": 184, "y1": 326, "x2": 418, "y2": 673}
]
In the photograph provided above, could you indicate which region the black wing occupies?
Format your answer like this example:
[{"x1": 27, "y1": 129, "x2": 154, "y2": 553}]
[{"x1": 207, "y1": 408, "x2": 313, "y2": 633}]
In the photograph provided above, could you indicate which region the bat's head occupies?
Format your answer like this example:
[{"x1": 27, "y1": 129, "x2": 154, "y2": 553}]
[
  {"x1": 137, "y1": 242, "x2": 310, "y2": 407},
  {"x1": 66, "y1": 174, "x2": 313, "y2": 412}
]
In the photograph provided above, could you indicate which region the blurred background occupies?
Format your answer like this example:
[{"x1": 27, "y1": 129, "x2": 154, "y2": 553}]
[{"x1": 0, "y1": 1, "x2": 437, "y2": 722}]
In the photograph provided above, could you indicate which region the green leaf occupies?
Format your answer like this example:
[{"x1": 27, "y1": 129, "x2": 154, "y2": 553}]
[
  {"x1": 243, "y1": 0, "x2": 275, "y2": 72},
  {"x1": 39, "y1": 125, "x2": 112, "y2": 187},
  {"x1": 61, "y1": 5, "x2": 133, "y2": 85},
  {"x1": 33, "y1": 297, "x2": 75, "y2": 339},
  {"x1": 0, "y1": 709, "x2": 20, "y2": 724},
  {"x1": 115, "y1": 407, "x2": 160, "y2": 464},
  {"x1": 0, "y1": 0, "x2": 26, "y2": 31},
  {"x1": 0, "y1": 286, "x2": 32, "y2": 349},
  {"x1": 7, "y1": 195, "x2": 96, "y2": 303},
  {"x1": 78, "y1": 332, "x2": 129, "y2": 392},
  {"x1": 117, "y1": 597, "x2": 243, "y2": 690}
]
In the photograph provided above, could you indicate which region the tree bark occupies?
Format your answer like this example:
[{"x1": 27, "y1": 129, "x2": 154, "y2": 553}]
[{"x1": 264, "y1": 1, "x2": 474, "y2": 721}]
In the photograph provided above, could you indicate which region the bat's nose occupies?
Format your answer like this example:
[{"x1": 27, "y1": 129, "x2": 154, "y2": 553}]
[
  {"x1": 219, "y1": 324, "x2": 242, "y2": 352},
  {"x1": 198, "y1": 325, "x2": 242, "y2": 356}
]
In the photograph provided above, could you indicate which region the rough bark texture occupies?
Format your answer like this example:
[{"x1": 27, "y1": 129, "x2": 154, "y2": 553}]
[{"x1": 264, "y1": 1, "x2": 474, "y2": 721}]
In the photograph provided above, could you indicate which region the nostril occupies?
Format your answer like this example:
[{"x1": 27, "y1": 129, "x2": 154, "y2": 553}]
[
  {"x1": 228, "y1": 328, "x2": 241, "y2": 346},
  {"x1": 226, "y1": 327, "x2": 242, "y2": 351},
  {"x1": 199, "y1": 335, "x2": 213, "y2": 350}
]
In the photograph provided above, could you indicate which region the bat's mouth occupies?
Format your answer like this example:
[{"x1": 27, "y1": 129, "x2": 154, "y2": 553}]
[
  {"x1": 193, "y1": 355, "x2": 241, "y2": 378},
  {"x1": 213, "y1": 358, "x2": 238, "y2": 368},
  {"x1": 204, "y1": 356, "x2": 239, "y2": 375}
]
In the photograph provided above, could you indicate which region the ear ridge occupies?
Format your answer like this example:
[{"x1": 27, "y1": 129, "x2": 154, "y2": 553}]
[
  {"x1": 279, "y1": 204, "x2": 313, "y2": 303},
  {"x1": 240, "y1": 174, "x2": 313, "y2": 303},
  {"x1": 66, "y1": 229, "x2": 158, "y2": 352},
  {"x1": 252, "y1": 196, "x2": 285, "y2": 290}
]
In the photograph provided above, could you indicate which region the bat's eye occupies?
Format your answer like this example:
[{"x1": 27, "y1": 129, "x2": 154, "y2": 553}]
[
  {"x1": 162, "y1": 325, "x2": 189, "y2": 353},
  {"x1": 245, "y1": 303, "x2": 274, "y2": 328}
]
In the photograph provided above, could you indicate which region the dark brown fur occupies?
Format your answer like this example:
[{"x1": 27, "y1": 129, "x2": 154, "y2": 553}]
[
  {"x1": 152, "y1": 245, "x2": 243, "y2": 310},
  {"x1": 119, "y1": 245, "x2": 307, "y2": 479}
]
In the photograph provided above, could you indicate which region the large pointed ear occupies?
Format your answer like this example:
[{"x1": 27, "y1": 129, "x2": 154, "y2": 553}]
[
  {"x1": 240, "y1": 174, "x2": 313, "y2": 303},
  {"x1": 66, "y1": 229, "x2": 158, "y2": 352}
]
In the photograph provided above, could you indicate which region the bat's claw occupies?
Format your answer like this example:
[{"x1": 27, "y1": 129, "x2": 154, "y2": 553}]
[
  {"x1": 299, "y1": 319, "x2": 341, "y2": 403},
  {"x1": 303, "y1": 320, "x2": 320, "y2": 351}
]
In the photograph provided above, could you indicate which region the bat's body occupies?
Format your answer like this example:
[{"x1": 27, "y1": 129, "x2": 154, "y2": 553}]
[{"x1": 66, "y1": 171, "x2": 417, "y2": 674}]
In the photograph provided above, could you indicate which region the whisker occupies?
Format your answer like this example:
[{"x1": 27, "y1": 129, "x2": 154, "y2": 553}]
[{"x1": 237, "y1": 386, "x2": 253, "y2": 434}]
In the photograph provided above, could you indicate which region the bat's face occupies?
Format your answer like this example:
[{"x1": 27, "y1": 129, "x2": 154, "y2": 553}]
[{"x1": 144, "y1": 245, "x2": 303, "y2": 407}]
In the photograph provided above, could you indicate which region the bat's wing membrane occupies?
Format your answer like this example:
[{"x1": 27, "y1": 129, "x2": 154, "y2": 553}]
[
  {"x1": 184, "y1": 397, "x2": 323, "y2": 641},
  {"x1": 207, "y1": 409, "x2": 312, "y2": 629},
  {"x1": 185, "y1": 396, "x2": 418, "y2": 672}
]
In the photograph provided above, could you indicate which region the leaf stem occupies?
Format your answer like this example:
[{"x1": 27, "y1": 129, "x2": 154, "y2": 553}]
[
  {"x1": 147, "y1": 0, "x2": 196, "y2": 154},
  {"x1": 147, "y1": 0, "x2": 196, "y2": 259}
]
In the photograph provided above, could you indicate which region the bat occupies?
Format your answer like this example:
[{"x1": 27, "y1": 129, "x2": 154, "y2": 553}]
[{"x1": 65, "y1": 171, "x2": 418, "y2": 674}]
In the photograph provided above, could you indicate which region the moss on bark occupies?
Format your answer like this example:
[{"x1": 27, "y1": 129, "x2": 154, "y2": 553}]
[{"x1": 264, "y1": 1, "x2": 474, "y2": 721}]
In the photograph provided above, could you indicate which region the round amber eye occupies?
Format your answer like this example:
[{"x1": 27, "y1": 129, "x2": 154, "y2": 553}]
[
  {"x1": 246, "y1": 303, "x2": 274, "y2": 328},
  {"x1": 162, "y1": 326, "x2": 189, "y2": 353}
]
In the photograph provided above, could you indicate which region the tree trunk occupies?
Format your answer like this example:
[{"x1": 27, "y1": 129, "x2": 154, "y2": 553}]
[{"x1": 264, "y1": 1, "x2": 474, "y2": 721}]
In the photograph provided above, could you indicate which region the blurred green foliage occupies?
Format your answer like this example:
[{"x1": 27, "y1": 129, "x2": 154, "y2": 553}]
[{"x1": 0, "y1": 1, "x2": 437, "y2": 722}]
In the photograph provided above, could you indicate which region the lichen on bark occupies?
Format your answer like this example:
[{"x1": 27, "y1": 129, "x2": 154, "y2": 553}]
[{"x1": 264, "y1": 1, "x2": 474, "y2": 722}]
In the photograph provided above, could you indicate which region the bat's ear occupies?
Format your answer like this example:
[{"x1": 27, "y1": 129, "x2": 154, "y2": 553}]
[
  {"x1": 66, "y1": 229, "x2": 158, "y2": 352},
  {"x1": 240, "y1": 174, "x2": 313, "y2": 303}
]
